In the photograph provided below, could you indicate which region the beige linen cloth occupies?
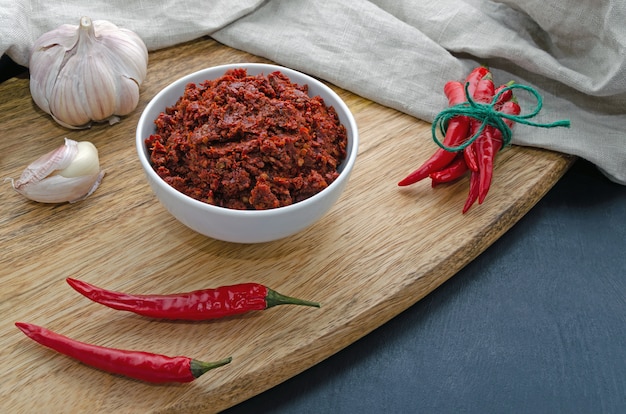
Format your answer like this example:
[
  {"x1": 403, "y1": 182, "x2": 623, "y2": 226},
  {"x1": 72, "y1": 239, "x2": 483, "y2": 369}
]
[{"x1": 2, "y1": 0, "x2": 625, "y2": 183}]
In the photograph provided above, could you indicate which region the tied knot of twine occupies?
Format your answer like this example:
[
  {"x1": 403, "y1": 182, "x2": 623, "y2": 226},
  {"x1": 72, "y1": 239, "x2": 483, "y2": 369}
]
[{"x1": 432, "y1": 83, "x2": 571, "y2": 152}]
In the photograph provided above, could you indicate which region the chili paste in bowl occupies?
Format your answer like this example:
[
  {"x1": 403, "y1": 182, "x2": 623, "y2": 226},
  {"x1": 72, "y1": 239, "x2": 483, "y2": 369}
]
[
  {"x1": 145, "y1": 68, "x2": 347, "y2": 210},
  {"x1": 136, "y1": 63, "x2": 358, "y2": 243}
]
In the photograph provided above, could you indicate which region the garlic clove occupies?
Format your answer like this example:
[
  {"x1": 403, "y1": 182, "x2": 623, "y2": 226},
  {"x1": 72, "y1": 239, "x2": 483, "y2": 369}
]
[
  {"x1": 13, "y1": 172, "x2": 105, "y2": 204},
  {"x1": 9, "y1": 138, "x2": 105, "y2": 203},
  {"x1": 81, "y1": 50, "x2": 120, "y2": 122},
  {"x1": 57, "y1": 141, "x2": 101, "y2": 178},
  {"x1": 28, "y1": 24, "x2": 80, "y2": 116},
  {"x1": 115, "y1": 76, "x2": 142, "y2": 117},
  {"x1": 96, "y1": 20, "x2": 148, "y2": 83},
  {"x1": 48, "y1": 65, "x2": 93, "y2": 128}
]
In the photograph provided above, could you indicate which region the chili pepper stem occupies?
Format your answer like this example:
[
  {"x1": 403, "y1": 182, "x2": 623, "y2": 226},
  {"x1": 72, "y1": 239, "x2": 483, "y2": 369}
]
[
  {"x1": 190, "y1": 356, "x2": 233, "y2": 379},
  {"x1": 265, "y1": 288, "x2": 321, "y2": 309}
]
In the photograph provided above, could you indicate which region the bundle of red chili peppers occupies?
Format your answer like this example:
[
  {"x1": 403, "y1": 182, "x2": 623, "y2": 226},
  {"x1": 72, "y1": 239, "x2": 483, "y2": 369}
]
[
  {"x1": 15, "y1": 280, "x2": 320, "y2": 384},
  {"x1": 398, "y1": 66, "x2": 569, "y2": 213}
]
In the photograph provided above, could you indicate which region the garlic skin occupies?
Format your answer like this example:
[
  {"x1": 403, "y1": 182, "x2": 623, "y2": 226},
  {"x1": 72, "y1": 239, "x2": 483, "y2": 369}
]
[
  {"x1": 29, "y1": 16, "x2": 148, "y2": 129},
  {"x1": 10, "y1": 138, "x2": 105, "y2": 203}
]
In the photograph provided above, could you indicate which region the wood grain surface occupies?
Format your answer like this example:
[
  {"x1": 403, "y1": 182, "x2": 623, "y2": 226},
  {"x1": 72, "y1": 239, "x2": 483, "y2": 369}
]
[{"x1": 0, "y1": 38, "x2": 574, "y2": 413}]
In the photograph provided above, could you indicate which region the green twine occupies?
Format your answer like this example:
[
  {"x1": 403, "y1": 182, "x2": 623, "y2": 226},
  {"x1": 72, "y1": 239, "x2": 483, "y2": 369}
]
[{"x1": 432, "y1": 82, "x2": 571, "y2": 152}]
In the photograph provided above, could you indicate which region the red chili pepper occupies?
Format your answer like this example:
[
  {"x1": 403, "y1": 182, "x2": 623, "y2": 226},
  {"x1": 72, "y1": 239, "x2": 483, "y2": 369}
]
[
  {"x1": 464, "y1": 66, "x2": 490, "y2": 97},
  {"x1": 429, "y1": 154, "x2": 468, "y2": 186},
  {"x1": 457, "y1": 73, "x2": 497, "y2": 189},
  {"x1": 463, "y1": 170, "x2": 481, "y2": 214},
  {"x1": 472, "y1": 81, "x2": 519, "y2": 176},
  {"x1": 463, "y1": 74, "x2": 496, "y2": 173},
  {"x1": 476, "y1": 100, "x2": 522, "y2": 204},
  {"x1": 443, "y1": 79, "x2": 478, "y2": 177},
  {"x1": 66, "y1": 278, "x2": 320, "y2": 320},
  {"x1": 476, "y1": 128, "x2": 497, "y2": 204},
  {"x1": 443, "y1": 80, "x2": 466, "y2": 104},
  {"x1": 493, "y1": 82, "x2": 515, "y2": 108},
  {"x1": 472, "y1": 77, "x2": 495, "y2": 103},
  {"x1": 463, "y1": 124, "x2": 480, "y2": 171},
  {"x1": 15, "y1": 322, "x2": 232, "y2": 383},
  {"x1": 498, "y1": 100, "x2": 521, "y2": 127}
]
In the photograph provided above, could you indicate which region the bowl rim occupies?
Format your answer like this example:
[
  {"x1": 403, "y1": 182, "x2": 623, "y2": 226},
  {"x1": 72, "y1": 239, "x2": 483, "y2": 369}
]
[{"x1": 136, "y1": 62, "x2": 359, "y2": 218}]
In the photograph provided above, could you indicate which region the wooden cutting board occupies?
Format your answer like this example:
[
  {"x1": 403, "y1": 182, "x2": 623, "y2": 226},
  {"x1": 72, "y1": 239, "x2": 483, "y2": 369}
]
[{"x1": 0, "y1": 38, "x2": 574, "y2": 413}]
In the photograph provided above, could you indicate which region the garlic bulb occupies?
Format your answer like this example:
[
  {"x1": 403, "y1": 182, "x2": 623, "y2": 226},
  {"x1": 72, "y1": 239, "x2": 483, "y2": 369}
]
[
  {"x1": 29, "y1": 16, "x2": 148, "y2": 129},
  {"x1": 9, "y1": 138, "x2": 105, "y2": 203}
]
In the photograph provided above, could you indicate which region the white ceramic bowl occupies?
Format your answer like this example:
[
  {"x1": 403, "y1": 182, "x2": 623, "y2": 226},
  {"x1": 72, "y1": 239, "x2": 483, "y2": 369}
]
[{"x1": 136, "y1": 63, "x2": 359, "y2": 243}]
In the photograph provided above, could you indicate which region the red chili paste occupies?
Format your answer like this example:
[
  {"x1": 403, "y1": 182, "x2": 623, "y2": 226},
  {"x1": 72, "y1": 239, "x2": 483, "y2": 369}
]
[{"x1": 146, "y1": 68, "x2": 348, "y2": 210}]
